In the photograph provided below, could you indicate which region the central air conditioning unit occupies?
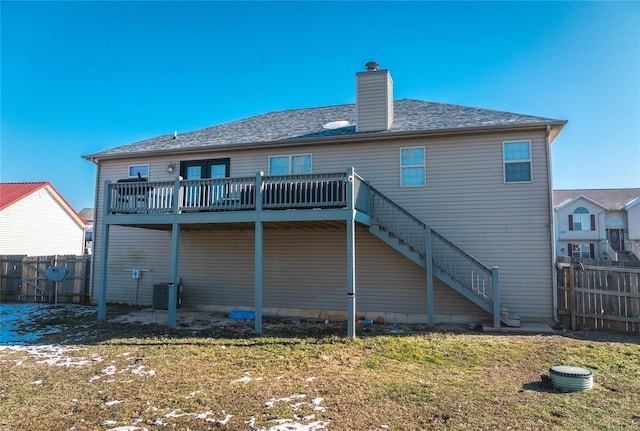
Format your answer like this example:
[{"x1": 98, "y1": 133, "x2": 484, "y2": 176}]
[{"x1": 152, "y1": 282, "x2": 183, "y2": 310}]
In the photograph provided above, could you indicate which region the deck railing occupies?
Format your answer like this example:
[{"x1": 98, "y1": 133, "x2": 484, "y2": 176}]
[
  {"x1": 181, "y1": 176, "x2": 256, "y2": 212},
  {"x1": 262, "y1": 173, "x2": 347, "y2": 209},
  {"x1": 108, "y1": 180, "x2": 175, "y2": 214},
  {"x1": 107, "y1": 172, "x2": 349, "y2": 214}
]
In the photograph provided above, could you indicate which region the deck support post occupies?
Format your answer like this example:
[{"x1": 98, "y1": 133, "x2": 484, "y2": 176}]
[
  {"x1": 346, "y1": 167, "x2": 356, "y2": 339},
  {"x1": 425, "y1": 227, "x2": 434, "y2": 326},
  {"x1": 492, "y1": 266, "x2": 500, "y2": 328},
  {"x1": 255, "y1": 221, "x2": 263, "y2": 334},
  {"x1": 255, "y1": 171, "x2": 264, "y2": 334},
  {"x1": 168, "y1": 223, "x2": 180, "y2": 328},
  {"x1": 97, "y1": 180, "x2": 111, "y2": 320},
  {"x1": 97, "y1": 225, "x2": 110, "y2": 320}
]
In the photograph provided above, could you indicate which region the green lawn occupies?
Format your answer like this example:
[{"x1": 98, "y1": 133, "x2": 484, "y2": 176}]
[{"x1": 0, "y1": 305, "x2": 638, "y2": 430}]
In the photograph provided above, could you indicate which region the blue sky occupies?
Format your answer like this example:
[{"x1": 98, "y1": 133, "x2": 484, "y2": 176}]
[{"x1": 1, "y1": 1, "x2": 639, "y2": 211}]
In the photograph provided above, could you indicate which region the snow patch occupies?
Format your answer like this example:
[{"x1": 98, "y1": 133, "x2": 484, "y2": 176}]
[{"x1": 231, "y1": 372, "x2": 262, "y2": 384}]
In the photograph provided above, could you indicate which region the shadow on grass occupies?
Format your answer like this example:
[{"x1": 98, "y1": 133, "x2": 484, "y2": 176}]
[{"x1": 522, "y1": 380, "x2": 561, "y2": 394}]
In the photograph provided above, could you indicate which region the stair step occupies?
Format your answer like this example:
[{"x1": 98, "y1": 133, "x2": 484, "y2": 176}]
[{"x1": 500, "y1": 310, "x2": 520, "y2": 328}]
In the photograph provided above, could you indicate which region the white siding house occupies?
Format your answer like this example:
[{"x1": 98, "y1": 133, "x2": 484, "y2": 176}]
[
  {"x1": 0, "y1": 182, "x2": 88, "y2": 256},
  {"x1": 554, "y1": 189, "x2": 640, "y2": 265},
  {"x1": 625, "y1": 198, "x2": 640, "y2": 259},
  {"x1": 84, "y1": 64, "x2": 566, "y2": 336}
]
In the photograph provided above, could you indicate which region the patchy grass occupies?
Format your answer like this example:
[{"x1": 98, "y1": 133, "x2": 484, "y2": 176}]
[{"x1": 1, "y1": 305, "x2": 639, "y2": 430}]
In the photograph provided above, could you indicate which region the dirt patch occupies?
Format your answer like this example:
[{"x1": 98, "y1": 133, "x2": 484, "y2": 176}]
[{"x1": 106, "y1": 306, "x2": 451, "y2": 337}]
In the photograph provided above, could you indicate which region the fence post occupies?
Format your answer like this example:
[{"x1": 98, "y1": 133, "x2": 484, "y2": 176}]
[
  {"x1": 631, "y1": 272, "x2": 639, "y2": 321},
  {"x1": 569, "y1": 265, "x2": 576, "y2": 331}
]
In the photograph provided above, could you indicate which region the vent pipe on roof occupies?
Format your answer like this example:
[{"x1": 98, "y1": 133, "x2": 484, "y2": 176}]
[
  {"x1": 365, "y1": 61, "x2": 379, "y2": 71},
  {"x1": 356, "y1": 61, "x2": 393, "y2": 132}
]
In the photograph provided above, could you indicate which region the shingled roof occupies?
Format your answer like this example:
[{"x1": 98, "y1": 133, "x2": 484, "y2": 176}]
[
  {"x1": 85, "y1": 98, "x2": 565, "y2": 160},
  {"x1": 554, "y1": 189, "x2": 640, "y2": 210},
  {"x1": 0, "y1": 182, "x2": 88, "y2": 226}
]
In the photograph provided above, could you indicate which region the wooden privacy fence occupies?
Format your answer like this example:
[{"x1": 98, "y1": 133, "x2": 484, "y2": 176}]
[
  {"x1": 557, "y1": 262, "x2": 640, "y2": 333},
  {"x1": 0, "y1": 255, "x2": 91, "y2": 304}
]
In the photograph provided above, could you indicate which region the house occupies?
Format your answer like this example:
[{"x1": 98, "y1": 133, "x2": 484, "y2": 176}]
[
  {"x1": 554, "y1": 188, "x2": 640, "y2": 265},
  {"x1": 83, "y1": 63, "x2": 566, "y2": 336},
  {"x1": 0, "y1": 182, "x2": 89, "y2": 256},
  {"x1": 78, "y1": 208, "x2": 95, "y2": 254}
]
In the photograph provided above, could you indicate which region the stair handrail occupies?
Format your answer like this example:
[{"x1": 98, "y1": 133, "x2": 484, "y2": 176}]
[
  {"x1": 368, "y1": 187, "x2": 426, "y2": 252},
  {"x1": 430, "y1": 230, "x2": 493, "y2": 277},
  {"x1": 364, "y1": 182, "x2": 494, "y2": 303}
]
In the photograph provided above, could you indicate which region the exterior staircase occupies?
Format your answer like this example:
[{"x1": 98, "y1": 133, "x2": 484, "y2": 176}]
[
  {"x1": 617, "y1": 251, "x2": 640, "y2": 268},
  {"x1": 360, "y1": 183, "x2": 509, "y2": 328}
]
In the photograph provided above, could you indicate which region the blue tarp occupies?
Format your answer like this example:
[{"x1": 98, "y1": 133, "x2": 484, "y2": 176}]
[{"x1": 228, "y1": 310, "x2": 255, "y2": 320}]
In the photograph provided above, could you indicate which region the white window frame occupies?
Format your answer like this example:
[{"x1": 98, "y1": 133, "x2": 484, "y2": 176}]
[
  {"x1": 573, "y1": 207, "x2": 591, "y2": 231},
  {"x1": 503, "y1": 141, "x2": 532, "y2": 183},
  {"x1": 128, "y1": 164, "x2": 150, "y2": 179},
  {"x1": 268, "y1": 154, "x2": 312, "y2": 175},
  {"x1": 572, "y1": 243, "x2": 592, "y2": 259},
  {"x1": 400, "y1": 146, "x2": 426, "y2": 187}
]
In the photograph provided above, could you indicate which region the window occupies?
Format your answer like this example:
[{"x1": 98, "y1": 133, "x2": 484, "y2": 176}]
[
  {"x1": 503, "y1": 141, "x2": 531, "y2": 183},
  {"x1": 400, "y1": 147, "x2": 425, "y2": 186},
  {"x1": 180, "y1": 158, "x2": 230, "y2": 180},
  {"x1": 269, "y1": 154, "x2": 312, "y2": 175},
  {"x1": 569, "y1": 207, "x2": 595, "y2": 231},
  {"x1": 128, "y1": 164, "x2": 149, "y2": 179},
  {"x1": 569, "y1": 243, "x2": 594, "y2": 259},
  {"x1": 180, "y1": 158, "x2": 230, "y2": 206}
]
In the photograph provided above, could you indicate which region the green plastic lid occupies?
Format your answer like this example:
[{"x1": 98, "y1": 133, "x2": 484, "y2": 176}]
[{"x1": 549, "y1": 365, "x2": 592, "y2": 377}]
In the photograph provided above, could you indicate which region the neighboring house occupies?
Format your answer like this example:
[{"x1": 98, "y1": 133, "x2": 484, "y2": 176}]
[
  {"x1": 554, "y1": 188, "x2": 640, "y2": 265},
  {"x1": 0, "y1": 182, "x2": 89, "y2": 256},
  {"x1": 79, "y1": 208, "x2": 95, "y2": 254},
  {"x1": 84, "y1": 63, "x2": 566, "y2": 335}
]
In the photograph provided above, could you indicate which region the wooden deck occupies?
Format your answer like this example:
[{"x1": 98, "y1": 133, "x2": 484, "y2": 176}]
[{"x1": 108, "y1": 172, "x2": 355, "y2": 215}]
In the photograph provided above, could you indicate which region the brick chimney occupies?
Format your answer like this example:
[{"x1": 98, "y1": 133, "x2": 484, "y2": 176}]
[{"x1": 356, "y1": 61, "x2": 394, "y2": 132}]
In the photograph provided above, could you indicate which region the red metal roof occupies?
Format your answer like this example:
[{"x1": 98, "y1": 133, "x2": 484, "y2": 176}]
[
  {"x1": 0, "y1": 182, "x2": 48, "y2": 211},
  {"x1": 0, "y1": 182, "x2": 88, "y2": 226}
]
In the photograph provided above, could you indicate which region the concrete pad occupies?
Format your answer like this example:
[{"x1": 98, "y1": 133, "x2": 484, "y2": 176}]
[{"x1": 481, "y1": 321, "x2": 556, "y2": 334}]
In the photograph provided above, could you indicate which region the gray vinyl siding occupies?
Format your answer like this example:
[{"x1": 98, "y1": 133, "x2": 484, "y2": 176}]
[
  {"x1": 92, "y1": 129, "x2": 553, "y2": 321},
  {"x1": 100, "y1": 226, "x2": 172, "y2": 305},
  {"x1": 629, "y1": 205, "x2": 640, "y2": 239},
  {"x1": 99, "y1": 225, "x2": 487, "y2": 319},
  {"x1": 356, "y1": 70, "x2": 393, "y2": 132}
]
